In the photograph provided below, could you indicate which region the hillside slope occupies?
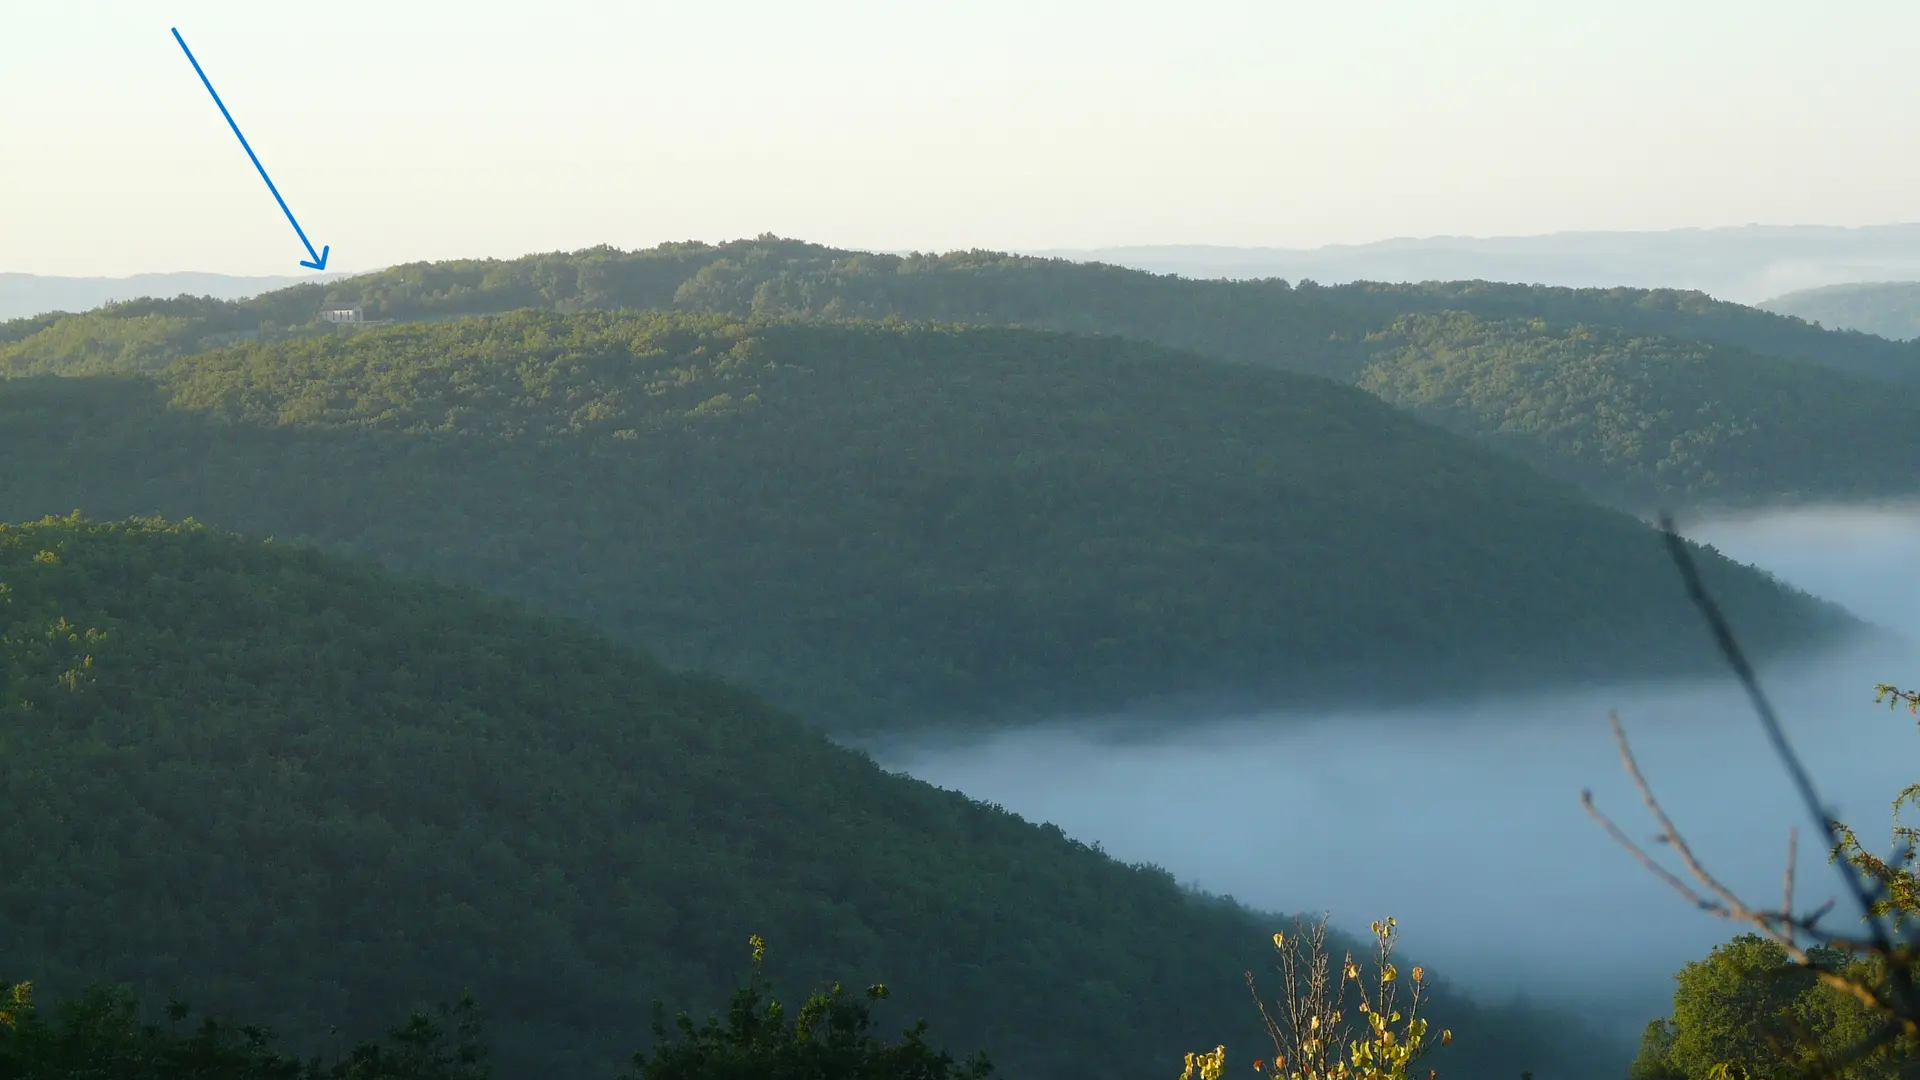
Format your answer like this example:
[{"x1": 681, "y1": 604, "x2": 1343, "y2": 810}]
[
  {"x1": 1319, "y1": 278, "x2": 1920, "y2": 386},
  {"x1": 8, "y1": 239, "x2": 1919, "y2": 510},
  {"x1": 0, "y1": 313, "x2": 1852, "y2": 732},
  {"x1": 0, "y1": 514, "x2": 1622, "y2": 1079},
  {"x1": 1759, "y1": 280, "x2": 1920, "y2": 342},
  {"x1": 1353, "y1": 312, "x2": 1920, "y2": 509}
]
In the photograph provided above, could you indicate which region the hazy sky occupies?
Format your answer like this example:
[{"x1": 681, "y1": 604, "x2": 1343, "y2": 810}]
[{"x1": 7, "y1": 1, "x2": 1919, "y2": 275}]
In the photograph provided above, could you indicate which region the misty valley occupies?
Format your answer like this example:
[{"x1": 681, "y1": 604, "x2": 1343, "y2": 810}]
[
  {"x1": 4, "y1": 243, "x2": 1920, "y2": 1080},
  {"x1": 875, "y1": 504, "x2": 1920, "y2": 1045}
]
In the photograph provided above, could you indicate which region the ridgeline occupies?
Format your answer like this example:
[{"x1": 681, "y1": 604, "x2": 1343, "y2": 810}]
[{"x1": 8, "y1": 238, "x2": 1920, "y2": 510}]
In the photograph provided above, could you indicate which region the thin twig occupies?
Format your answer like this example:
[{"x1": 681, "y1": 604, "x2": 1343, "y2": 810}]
[
  {"x1": 1656, "y1": 514, "x2": 1897, "y2": 955},
  {"x1": 1589, "y1": 723, "x2": 1913, "y2": 1022},
  {"x1": 1577, "y1": 515, "x2": 1920, "y2": 1076},
  {"x1": 1784, "y1": 827, "x2": 1797, "y2": 934}
]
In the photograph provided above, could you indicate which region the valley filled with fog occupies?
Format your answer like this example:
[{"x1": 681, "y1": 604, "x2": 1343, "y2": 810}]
[
  {"x1": 873, "y1": 503, "x2": 1920, "y2": 1039},
  {"x1": 16, "y1": 4, "x2": 1920, "y2": 1075}
]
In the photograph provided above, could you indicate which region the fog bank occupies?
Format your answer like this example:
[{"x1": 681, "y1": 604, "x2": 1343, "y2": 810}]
[{"x1": 871, "y1": 504, "x2": 1920, "y2": 1034}]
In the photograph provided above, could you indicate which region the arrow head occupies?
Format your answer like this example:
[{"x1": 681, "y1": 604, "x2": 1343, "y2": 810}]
[{"x1": 300, "y1": 244, "x2": 330, "y2": 271}]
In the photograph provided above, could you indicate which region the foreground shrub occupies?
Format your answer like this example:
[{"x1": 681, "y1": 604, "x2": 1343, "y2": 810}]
[
  {"x1": 0, "y1": 979, "x2": 487, "y2": 1079},
  {"x1": 624, "y1": 936, "x2": 994, "y2": 1080},
  {"x1": 1185, "y1": 916, "x2": 1451, "y2": 1080},
  {"x1": 0, "y1": 937, "x2": 990, "y2": 1080}
]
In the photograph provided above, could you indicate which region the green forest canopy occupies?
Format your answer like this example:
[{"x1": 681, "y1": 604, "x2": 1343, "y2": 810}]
[
  {"x1": 0, "y1": 313, "x2": 1854, "y2": 732},
  {"x1": 1319, "y1": 277, "x2": 1920, "y2": 385},
  {"x1": 0, "y1": 514, "x2": 1624, "y2": 1080},
  {"x1": 17, "y1": 238, "x2": 1916, "y2": 385},
  {"x1": 1350, "y1": 311, "x2": 1920, "y2": 509},
  {"x1": 7, "y1": 238, "x2": 1920, "y2": 509}
]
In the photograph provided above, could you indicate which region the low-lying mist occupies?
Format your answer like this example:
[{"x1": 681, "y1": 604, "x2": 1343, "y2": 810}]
[{"x1": 868, "y1": 504, "x2": 1920, "y2": 1039}]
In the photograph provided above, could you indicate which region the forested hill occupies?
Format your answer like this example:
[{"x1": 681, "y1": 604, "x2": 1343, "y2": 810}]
[
  {"x1": 0, "y1": 241, "x2": 1368, "y2": 380},
  {"x1": 1352, "y1": 313, "x2": 1920, "y2": 509},
  {"x1": 9, "y1": 238, "x2": 1920, "y2": 510},
  {"x1": 1759, "y1": 280, "x2": 1920, "y2": 342},
  {"x1": 0, "y1": 314, "x2": 1853, "y2": 732},
  {"x1": 10, "y1": 237, "x2": 1914, "y2": 386},
  {"x1": 1319, "y1": 278, "x2": 1920, "y2": 386},
  {"x1": 0, "y1": 514, "x2": 1624, "y2": 1079}
]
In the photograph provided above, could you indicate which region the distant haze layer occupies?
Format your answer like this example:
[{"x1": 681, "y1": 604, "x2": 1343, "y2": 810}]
[
  {"x1": 12, "y1": 223, "x2": 1920, "y2": 325},
  {"x1": 0, "y1": 271, "x2": 350, "y2": 322},
  {"x1": 1038, "y1": 223, "x2": 1920, "y2": 304}
]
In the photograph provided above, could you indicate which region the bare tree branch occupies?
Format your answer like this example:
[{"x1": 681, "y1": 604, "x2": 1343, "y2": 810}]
[
  {"x1": 1579, "y1": 515, "x2": 1920, "y2": 1078},
  {"x1": 1784, "y1": 826, "x2": 1798, "y2": 935},
  {"x1": 1654, "y1": 515, "x2": 1895, "y2": 948}
]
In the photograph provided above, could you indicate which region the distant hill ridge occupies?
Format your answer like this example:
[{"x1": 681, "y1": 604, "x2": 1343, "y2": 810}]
[
  {"x1": 15, "y1": 220, "x2": 1920, "y2": 320},
  {"x1": 1039, "y1": 222, "x2": 1920, "y2": 303},
  {"x1": 8, "y1": 237, "x2": 1920, "y2": 511},
  {"x1": 16, "y1": 238, "x2": 1916, "y2": 384},
  {"x1": 1760, "y1": 280, "x2": 1920, "y2": 341}
]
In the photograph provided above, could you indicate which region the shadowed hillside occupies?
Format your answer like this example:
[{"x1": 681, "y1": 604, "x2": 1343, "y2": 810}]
[
  {"x1": 0, "y1": 514, "x2": 1624, "y2": 1079},
  {"x1": 0, "y1": 313, "x2": 1853, "y2": 732}
]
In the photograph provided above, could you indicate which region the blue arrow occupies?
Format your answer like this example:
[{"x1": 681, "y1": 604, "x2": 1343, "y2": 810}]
[{"x1": 171, "y1": 27, "x2": 330, "y2": 271}]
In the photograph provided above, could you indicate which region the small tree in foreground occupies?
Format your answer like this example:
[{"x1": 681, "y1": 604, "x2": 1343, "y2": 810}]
[
  {"x1": 2, "y1": 938, "x2": 985, "y2": 1080},
  {"x1": 624, "y1": 935, "x2": 994, "y2": 1080},
  {"x1": 1626, "y1": 933, "x2": 1904, "y2": 1080},
  {"x1": 1834, "y1": 685, "x2": 1920, "y2": 925},
  {"x1": 1183, "y1": 915, "x2": 1450, "y2": 1080},
  {"x1": 0, "y1": 978, "x2": 488, "y2": 1080}
]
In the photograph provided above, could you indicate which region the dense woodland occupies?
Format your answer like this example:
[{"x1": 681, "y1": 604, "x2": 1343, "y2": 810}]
[
  {"x1": 0, "y1": 515, "x2": 1620, "y2": 1079},
  {"x1": 1319, "y1": 278, "x2": 1920, "y2": 385},
  {"x1": 4, "y1": 240, "x2": 1913, "y2": 1079},
  {"x1": 8, "y1": 238, "x2": 1920, "y2": 510},
  {"x1": 0, "y1": 313, "x2": 1851, "y2": 731},
  {"x1": 1351, "y1": 312, "x2": 1920, "y2": 507}
]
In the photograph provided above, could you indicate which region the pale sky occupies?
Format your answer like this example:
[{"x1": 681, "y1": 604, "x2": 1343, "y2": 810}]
[{"x1": 6, "y1": 1, "x2": 1918, "y2": 276}]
